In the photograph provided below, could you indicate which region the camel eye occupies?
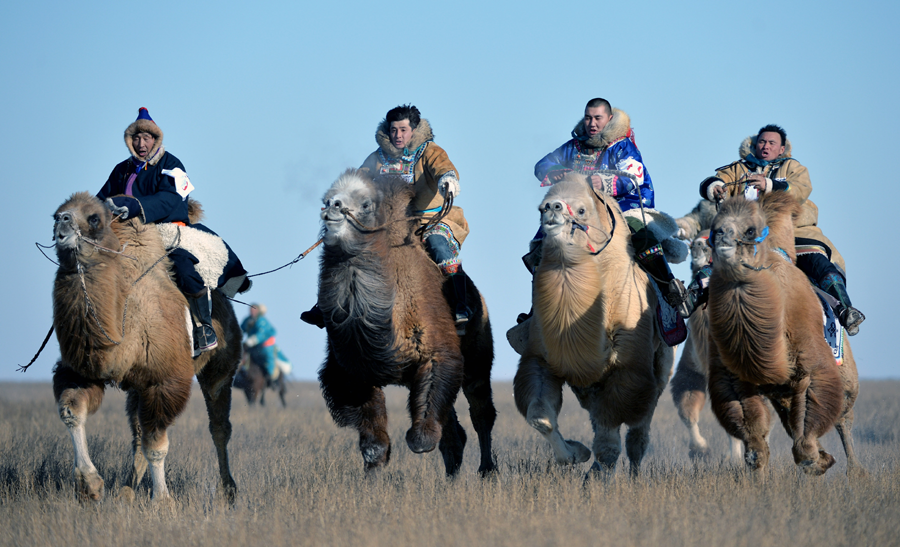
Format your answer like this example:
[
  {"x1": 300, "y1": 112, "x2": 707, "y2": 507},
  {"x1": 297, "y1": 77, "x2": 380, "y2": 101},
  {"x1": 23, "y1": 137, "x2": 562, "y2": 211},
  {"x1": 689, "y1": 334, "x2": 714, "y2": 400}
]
[
  {"x1": 362, "y1": 201, "x2": 371, "y2": 210},
  {"x1": 88, "y1": 214, "x2": 101, "y2": 229},
  {"x1": 578, "y1": 208, "x2": 586, "y2": 216},
  {"x1": 745, "y1": 227, "x2": 756, "y2": 238}
]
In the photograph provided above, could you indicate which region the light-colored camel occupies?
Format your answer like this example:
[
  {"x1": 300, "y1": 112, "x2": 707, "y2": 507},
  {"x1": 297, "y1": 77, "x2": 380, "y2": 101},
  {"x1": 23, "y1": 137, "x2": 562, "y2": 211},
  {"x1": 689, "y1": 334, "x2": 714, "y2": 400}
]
[
  {"x1": 51, "y1": 192, "x2": 242, "y2": 502},
  {"x1": 669, "y1": 230, "x2": 744, "y2": 461},
  {"x1": 511, "y1": 175, "x2": 673, "y2": 477},
  {"x1": 707, "y1": 192, "x2": 862, "y2": 476}
]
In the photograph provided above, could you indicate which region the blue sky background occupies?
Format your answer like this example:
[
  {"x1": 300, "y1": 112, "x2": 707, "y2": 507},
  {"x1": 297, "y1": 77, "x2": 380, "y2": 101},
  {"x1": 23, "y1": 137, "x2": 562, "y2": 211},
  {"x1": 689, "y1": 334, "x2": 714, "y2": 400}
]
[{"x1": 2, "y1": 0, "x2": 898, "y2": 382}]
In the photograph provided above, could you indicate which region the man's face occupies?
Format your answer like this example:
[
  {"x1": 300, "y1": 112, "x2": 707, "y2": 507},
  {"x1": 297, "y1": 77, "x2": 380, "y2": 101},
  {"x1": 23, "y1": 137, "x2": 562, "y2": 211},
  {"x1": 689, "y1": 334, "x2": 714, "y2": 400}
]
[
  {"x1": 583, "y1": 106, "x2": 613, "y2": 137},
  {"x1": 755, "y1": 131, "x2": 785, "y2": 161},
  {"x1": 132, "y1": 132, "x2": 155, "y2": 159},
  {"x1": 390, "y1": 119, "x2": 414, "y2": 150}
]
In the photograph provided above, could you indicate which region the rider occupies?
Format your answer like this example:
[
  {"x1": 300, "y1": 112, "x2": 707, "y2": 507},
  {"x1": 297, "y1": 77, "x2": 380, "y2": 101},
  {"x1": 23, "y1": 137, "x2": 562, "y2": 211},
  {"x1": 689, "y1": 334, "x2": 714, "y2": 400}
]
[
  {"x1": 523, "y1": 97, "x2": 688, "y2": 319},
  {"x1": 681, "y1": 124, "x2": 864, "y2": 335},
  {"x1": 241, "y1": 303, "x2": 279, "y2": 381},
  {"x1": 301, "y1": 104, "x2": 471, "y2": 333},
  {"x1": 97, "y1": 108, "x2": 250, "y2": 356}
]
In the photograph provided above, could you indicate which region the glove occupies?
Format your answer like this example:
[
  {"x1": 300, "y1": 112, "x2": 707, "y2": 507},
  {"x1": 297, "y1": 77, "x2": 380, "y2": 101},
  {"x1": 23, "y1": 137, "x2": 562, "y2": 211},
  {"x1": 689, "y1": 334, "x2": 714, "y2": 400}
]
[
  {"x1": 439, "y1": 175, "x2": 460, "y2": 199},
  {"x1": 105, "y1": 196, "x2": 141, "y2": 220},
  {"x1": 245, "y1": 335, "x2": 259, "y2": 347}
]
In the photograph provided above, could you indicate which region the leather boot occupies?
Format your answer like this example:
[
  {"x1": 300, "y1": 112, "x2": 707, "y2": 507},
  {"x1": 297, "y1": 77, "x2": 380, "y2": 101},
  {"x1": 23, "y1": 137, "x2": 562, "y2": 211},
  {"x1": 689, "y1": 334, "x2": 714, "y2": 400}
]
[
  {"x1": 449, "y1": 269, "x2": 471, "y2": 336},
  {"x1": 300, "y1": 303, "x2": 325, "y2": 329},
  {"x1": 820, "y1": 272, "x2": 865, "y2": 336},
  {"x1": 634, "y1": 243, "x2": 689, "y2": 313},
  {"x1": 189, "y1": 288, "x2": 218, "y2": 358}
]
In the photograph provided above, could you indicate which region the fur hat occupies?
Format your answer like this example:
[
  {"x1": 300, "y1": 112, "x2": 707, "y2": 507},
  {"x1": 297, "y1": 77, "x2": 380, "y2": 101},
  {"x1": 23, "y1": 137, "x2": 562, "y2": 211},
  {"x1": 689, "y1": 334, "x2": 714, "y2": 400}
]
[{"x1": 124, "y1": 107, "x2": 165, "y2": 163}]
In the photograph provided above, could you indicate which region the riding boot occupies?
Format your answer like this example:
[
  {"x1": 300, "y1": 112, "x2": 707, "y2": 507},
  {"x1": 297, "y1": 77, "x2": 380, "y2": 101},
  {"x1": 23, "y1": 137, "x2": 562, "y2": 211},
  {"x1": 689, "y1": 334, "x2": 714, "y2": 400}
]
[
  {"x1": 678, "y1": 264, "x2": 712, "y2": 319},
  {"x1": 449, "y1": 268, "x2": 471, "y2": 336},
  {"x1": 633, "y1": 240, "x2": 689, "y2": 314},
  {"x1": 300, "y1": 303, "x2": 325, "y2": 329},
  {"x1": 189, "y1": 288, "x2": 218, "y2": 358},
  {"x1": 819, "y1": 272, "x2": 865, "y2": 336},
  {"x1": 517, "y1": 238, "x2": 543, "y2": 324}
]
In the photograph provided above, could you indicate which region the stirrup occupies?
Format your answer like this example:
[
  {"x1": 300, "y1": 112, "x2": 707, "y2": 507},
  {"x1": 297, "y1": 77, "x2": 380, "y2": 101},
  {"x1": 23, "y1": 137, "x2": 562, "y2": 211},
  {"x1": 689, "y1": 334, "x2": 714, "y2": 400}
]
[
  {"x1": 665, "y1": 279, "x2": 693, "y2": 318},
  {"x1": 193, "y1": 324, "x2": 218, "y2": 358},
  {"x1": 838, "y1": 305, "x2": 865, "y2": 336},
  {"x1": 455, "y1": 311, "x2": 469, "y2": 336}
]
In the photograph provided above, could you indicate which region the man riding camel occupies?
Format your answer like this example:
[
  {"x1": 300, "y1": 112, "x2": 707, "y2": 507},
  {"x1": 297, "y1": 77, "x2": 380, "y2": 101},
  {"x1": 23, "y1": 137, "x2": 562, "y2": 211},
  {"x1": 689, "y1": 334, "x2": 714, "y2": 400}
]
[
  {"x1": 521, "y1": 98, "x2": 688, "y2": 336},
  {"x1": 301, "y1": 104, "x2": 471, "y2": 333},
  {"x1": 678, "y1": 124, "x2": 865, "y2": 335},
  {"x1": 98, "y1": 108, "x2": 250, "y2": 356}
]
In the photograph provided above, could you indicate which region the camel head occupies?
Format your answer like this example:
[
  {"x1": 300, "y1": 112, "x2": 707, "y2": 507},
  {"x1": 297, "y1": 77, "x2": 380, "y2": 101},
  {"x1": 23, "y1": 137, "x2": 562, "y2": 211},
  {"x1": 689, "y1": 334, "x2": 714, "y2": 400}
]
[
  {"x1": 709, "y1": 192, "x2": 799, "y2": 278},
  {"x1": 320, "y1": 169, "x2": 415, "y2": 250},
  {"x1": 53, "y1": 192, "x2": 120, "y2": 269},
  {"x1": 538, "y1": 175, "x2": 619, "y2": 265},
  {"x1": 690, "y1": 230, "x2": 712, "y2": 274}
]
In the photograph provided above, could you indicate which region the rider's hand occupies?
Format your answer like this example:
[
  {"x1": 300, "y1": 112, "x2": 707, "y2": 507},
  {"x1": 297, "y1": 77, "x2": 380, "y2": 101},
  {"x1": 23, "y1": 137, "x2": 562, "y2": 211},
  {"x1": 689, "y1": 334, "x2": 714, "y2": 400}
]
[
  {"x1": 549, "y1": 171, "x2": 566, "y2": 183},
  {"x1": 712, "y1": 185, "x2": 727, "y2": 199},
  {"x1": 438, "y1": 176, "x2": 460, "y2": 199},
  {"x1": 105, "y1": 197, "x2": 138, "y2": 220},
  {"x1": 745, "y1": 174, "x2": 768, "y2": 192}
]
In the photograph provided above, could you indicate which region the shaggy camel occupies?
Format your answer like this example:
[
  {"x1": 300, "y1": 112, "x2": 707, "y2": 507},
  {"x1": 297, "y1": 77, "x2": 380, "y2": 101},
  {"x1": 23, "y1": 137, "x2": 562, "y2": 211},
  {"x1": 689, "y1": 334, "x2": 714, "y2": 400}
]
[
  {"x1": 51, "y1": 192, "x2": 242, "y2": 502},
  {"x1": 669, "y1": 231, "x2": 743, "y2": 461},
  {"x1": 511, "y1": 175, "x2": 673, "y2": 477},
  {"x1": 316, "y1": 170, "x2": 496, "y2": 476},
  {"x1": 233, "y1": 345, "x2": 287, "y2": 407},
  {"x1": 707, "y1": 192, "x2": 862, "y2": 476}
]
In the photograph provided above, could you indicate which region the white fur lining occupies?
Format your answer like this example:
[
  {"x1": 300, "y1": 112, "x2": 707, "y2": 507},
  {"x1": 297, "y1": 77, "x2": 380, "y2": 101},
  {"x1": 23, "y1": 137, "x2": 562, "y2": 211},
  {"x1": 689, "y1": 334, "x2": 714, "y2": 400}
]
[{"x1": 157, "y1": 223, "x2": 229, "y2": 289}]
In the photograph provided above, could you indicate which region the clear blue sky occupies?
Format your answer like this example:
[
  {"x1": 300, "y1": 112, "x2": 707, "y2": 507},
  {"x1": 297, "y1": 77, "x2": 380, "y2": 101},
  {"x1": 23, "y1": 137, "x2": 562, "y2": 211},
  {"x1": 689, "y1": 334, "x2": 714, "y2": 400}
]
[{"x1": 2, "y1": 0, "x2": 898, "y2": 381}]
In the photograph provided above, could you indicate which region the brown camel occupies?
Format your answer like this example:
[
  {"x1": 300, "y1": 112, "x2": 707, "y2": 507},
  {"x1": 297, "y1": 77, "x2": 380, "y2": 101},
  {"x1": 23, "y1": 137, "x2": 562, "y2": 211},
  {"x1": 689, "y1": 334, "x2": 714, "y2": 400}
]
[
  {"x1": 316, "y1": 170, "x2": 496, "y2": 476},
  {"x1": 233, "y1": 345, "x2": 287, "y2": 407},
  {"x1": 51, "y1": 192, "x2": 242, "y2": 502},
  {"x1": 707, "y1": 192, "x2": 862, "y2": 476},
  {"x1": 510, "y1": 174, "x2": 673, "y2": 477},
  {"x1": 669, "y1": 230, "x2": 744, "y2": 461}
]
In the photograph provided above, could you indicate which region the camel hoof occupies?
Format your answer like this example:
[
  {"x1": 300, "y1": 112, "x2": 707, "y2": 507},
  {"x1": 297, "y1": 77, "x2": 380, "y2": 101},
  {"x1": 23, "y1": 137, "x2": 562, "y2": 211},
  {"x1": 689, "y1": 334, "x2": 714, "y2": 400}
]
[
  {"x1": 744, "y1": 449, "x2": 766, "y2": 471},
  {"x1": 688, "y1": 444, "x2": 711, "y2": 460},
  {"x1": 847, "y1": 465, "x2": 868, "y2": 480},
  {"x1": 800, "y1": 451, "x2": 836, "y2": 476},
  {"x1": 118, "y1": 486, "x2": 136, "y2": 505},
  {"x1": 558, "y1": 440, "x2": 592, "y2": 465},
  {"x1": 406, "y1": 427, "x2": 439, "y2": 454},
  {"x1": 584, "y1": 461, "x2": 615, "y2": 484},
  {"x1": 75, "y1": 470, "x2": 105, "y2": 502}
]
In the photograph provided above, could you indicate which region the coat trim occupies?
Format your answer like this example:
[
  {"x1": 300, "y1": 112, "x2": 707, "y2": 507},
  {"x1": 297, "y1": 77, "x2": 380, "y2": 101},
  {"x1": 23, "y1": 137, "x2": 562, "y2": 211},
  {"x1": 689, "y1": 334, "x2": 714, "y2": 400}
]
[
  {"x1": 375, "y1": 118, "x2": 434, "y2": 158},
  {"x1": 124, "y1": 118, "x2": 165, "y2": 165},
  {"x1": 570, "y1": 108, "x2": 631, "y2": 150}
]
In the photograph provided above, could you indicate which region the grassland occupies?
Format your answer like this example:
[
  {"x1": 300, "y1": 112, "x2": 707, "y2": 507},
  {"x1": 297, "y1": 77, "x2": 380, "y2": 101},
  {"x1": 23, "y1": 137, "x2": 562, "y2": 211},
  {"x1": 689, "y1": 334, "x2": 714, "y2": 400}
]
[{"x1": 1, "y1": 379, "x2": 898, "y2": 547}]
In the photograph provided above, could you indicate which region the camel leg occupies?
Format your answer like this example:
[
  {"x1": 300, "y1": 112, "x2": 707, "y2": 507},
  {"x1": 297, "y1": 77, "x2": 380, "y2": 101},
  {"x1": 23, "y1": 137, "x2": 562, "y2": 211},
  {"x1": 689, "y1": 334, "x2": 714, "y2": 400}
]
[
  {"x1": 788, "y1": 361, "x2": 843, "y2": 476},
  {"x1": 197, "y1": 366, "x2": 238, "y2": 504},
  {"x1": 708, "y1": 355, "x2": 771, "y2": 472},
  {"x1": 405, "y1": 350, "x2": 464, "y2": 455},
  {"x1": 53, "y1": 363, "x2": 106, "y2": 502},
  {"x1": 125, "y1": 390, "x2": 148, "y2": 492},
  {"x1": 278, "y1": 379, "x2": 287, "y2": 408},
  {"x1": 135, "y1": 374, "x2": 193, "y2": 501},
  {"x1": 670, "y1": 363, "x2": 710, "y2": 459},
  {"x1": 438, "y1": 408, "x2": 467, "y2": 476},
  {"x1": 319, "y1": 354, "x2": 391, "y2": 470},
  {"x1": 835, "y1": 408, "x2": 865, "y2": 478},
  {"x1": 462, "y1": 360, "x2": 497, "y2": 475},
  {"x1": 514, "y1": 356, "x2": 591, "y2": 464}
]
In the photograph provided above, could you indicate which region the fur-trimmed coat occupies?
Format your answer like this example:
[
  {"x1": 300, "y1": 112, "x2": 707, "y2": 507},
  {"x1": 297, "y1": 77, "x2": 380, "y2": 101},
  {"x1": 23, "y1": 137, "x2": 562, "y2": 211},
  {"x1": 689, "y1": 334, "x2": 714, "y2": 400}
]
[
  {"x1": 359, "y1": 119, "x2": 469, "y2": 246},
  {"x1": 698, "y1": 136, "x2": 844, "y2": 271},
  {"x1": 534, "y1": 108, "x2": 654, "y2": 211}
]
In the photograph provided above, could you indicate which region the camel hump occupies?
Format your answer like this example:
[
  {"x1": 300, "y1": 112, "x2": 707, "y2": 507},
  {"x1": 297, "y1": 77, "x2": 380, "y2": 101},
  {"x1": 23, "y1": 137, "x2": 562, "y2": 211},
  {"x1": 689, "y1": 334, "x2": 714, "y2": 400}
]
[
  {"x1": 187, "y1": 198, "x2": 204, "y2": 224},
  {"x1": 760, "y1": 191, "x2": 800, "y2": 224}
]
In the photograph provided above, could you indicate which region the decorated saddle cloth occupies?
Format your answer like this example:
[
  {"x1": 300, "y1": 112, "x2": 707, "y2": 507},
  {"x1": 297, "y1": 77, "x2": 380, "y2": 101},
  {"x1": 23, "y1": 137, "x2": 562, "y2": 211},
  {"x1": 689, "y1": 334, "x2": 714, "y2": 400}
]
[
  {"x1": 816, "y1": 292, "x2": 845, "y2": 365},
  {"x1": 156, "y1": 222, "x2": 251, "y2": 298}
]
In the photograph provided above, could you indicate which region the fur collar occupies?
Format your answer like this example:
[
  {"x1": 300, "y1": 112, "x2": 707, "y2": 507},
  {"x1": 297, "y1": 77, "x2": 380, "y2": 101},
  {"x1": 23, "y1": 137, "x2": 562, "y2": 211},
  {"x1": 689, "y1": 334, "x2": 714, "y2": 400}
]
[
  {"x1": 570, "y1": 108, "x2": 631, "y2": 150},
  {"x1": 738, "y1": 135, "x2": 793, "y2": 162},
  {"x1": 124, "y1": 118, "x2": 165, "y2": 165},
  {"x1": 375, "y1": 118, "x2": 434, "y2": 158}
]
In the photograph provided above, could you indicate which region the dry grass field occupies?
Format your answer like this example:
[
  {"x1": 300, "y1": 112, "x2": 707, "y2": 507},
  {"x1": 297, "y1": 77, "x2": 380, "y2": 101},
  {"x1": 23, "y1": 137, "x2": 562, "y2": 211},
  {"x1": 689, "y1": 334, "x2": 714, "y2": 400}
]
[{"x1": 1, "y1": 378, "x2": 898, "y2": 547}]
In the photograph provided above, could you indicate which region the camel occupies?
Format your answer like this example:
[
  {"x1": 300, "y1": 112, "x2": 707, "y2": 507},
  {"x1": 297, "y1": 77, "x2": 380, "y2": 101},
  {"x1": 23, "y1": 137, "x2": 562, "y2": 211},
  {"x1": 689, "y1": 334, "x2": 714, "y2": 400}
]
[
  {"x1": 706, "y1": 192, "x2": 862, "y2": 476},
  {"x1": 511, "y1": 174, "x2": 673, "y2": 477},
  {"x1": 51, "y1": 192, "x2": 242, "y2": 502},
  {"x1": 233, "y1": 345, "x2": 287, "y2": 407},
  {"x1": 669, "y1": 231, "x2": 744, "y2": 461},
  {"x1": 316, "y1": 169, "x2": 496, "y2": 476}
]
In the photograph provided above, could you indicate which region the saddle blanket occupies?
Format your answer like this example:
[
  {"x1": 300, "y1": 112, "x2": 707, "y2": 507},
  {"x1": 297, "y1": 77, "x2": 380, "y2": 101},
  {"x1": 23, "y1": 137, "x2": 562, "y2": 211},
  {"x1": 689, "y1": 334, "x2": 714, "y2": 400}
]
[
  {"x1": 649, "y1": 282, "x2": 687, "y2": 347},
  {"x1": 817, "y1": 292, "x2": 844, "y2": 365}
]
